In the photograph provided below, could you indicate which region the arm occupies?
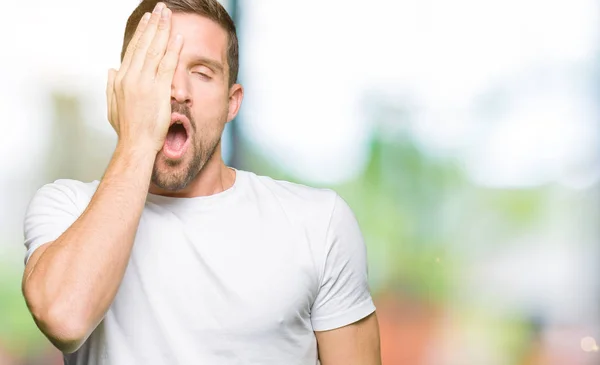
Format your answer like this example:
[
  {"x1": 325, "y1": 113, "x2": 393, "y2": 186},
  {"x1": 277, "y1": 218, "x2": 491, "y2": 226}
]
[
  {"x1": 23, "y1": 146, "x2": 155, "y2": 353},
  {"x1": 311, "y1": 193, "x2": 381, "y2": 364},
  {"x1": 315, "y1": 312, "x2": 382, "y2": 365},
  {"x1": 22, "y1": 3, "x2": 181, "y2": 353}
]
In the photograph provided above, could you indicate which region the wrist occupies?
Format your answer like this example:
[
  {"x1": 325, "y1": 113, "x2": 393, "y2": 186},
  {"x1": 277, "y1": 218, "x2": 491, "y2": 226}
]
[
  {"x1": 116, "y1": 137, "x2": 158, "y2": 156},
  {"x1": 113, "y1": 141, "x2": 157, "y2": 169}
]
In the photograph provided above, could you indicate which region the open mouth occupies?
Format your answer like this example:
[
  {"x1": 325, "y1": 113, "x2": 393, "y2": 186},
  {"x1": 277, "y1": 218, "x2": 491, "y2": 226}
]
[{"x1": 163, "y1": 113, "x2": 191, "y2": 160}]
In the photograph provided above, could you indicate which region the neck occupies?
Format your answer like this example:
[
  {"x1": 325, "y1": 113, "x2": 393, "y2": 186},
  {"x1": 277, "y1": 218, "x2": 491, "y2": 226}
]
[{"x1": 148, "y1": 141, "x2": 236, "y2": 198}]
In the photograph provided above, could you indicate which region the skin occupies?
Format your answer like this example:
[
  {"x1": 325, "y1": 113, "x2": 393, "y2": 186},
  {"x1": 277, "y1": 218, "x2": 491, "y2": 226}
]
[
  {"x1": 22, "y1": 3, "x2": 381, "y2": 362},
  {"x1": 316, "y1": 313, "x2": 382, "y2": 365}
]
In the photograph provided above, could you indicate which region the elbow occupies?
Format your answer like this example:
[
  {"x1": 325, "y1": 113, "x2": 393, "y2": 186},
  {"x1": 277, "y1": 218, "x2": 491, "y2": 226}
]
[
  {"x1": 21, "y1": 245, "x2": 92, "y2": 353},
  {"x1": 35, "y1": 304, "x2": 90, "y2": 353},
  {"x1": 25, "y1": 292, "x2": 90, "y2": 353}
]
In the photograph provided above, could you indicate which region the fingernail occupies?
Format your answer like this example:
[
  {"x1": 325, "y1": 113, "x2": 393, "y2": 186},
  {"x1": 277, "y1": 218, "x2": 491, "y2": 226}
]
[
  {"x1": 142, "y1": 12, "x2": 151, "y2": 22},
  {"x1": 161, "y1": 7, "x2": 169, "y2": 19},
  {"x1": 154, "y1": 2, "x2": 165, "y2": 13}
]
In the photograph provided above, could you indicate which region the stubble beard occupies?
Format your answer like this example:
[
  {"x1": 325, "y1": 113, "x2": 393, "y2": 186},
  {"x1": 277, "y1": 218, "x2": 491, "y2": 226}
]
[
  {"x1": 151, "y1": 104, "x2": 227, "y2": 192},
  {"x1": 151, "y1": 133, "x2": 221, "y2": 192}
]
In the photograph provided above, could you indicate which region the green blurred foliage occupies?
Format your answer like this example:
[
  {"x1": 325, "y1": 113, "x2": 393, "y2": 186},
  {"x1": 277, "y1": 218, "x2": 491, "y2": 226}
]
[
  {"x1": 247, "y1": 126, "x2": 549, "y2": 307},
  {"x1": 0, "y1": 256, "x2": 49, "y2": 359}
]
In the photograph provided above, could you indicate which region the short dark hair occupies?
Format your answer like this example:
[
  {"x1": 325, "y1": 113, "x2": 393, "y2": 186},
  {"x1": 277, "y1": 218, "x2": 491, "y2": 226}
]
[{"x1": 121, "y1": 0, "x2": 239, "y2": 87}]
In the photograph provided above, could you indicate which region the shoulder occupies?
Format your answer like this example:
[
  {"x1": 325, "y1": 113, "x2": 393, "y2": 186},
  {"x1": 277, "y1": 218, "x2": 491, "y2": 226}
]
[
  {"x1": 241, "y1": 170, "x2": 340, "y2": 218},
  {"x1": 23, "y1": 179, "x2": 100, "y2": 264},
  {"x1": 27, "y1": 179, "x2": 100, "y2": 211},
  {"x1": 34, "y1": 178, "x2": 99, "y2": 198}
]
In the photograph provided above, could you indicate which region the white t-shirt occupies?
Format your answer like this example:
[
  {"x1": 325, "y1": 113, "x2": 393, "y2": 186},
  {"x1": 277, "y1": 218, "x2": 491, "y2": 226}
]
[{"x1": 23, "y1": 169, "x2": 376, "y2": 365}]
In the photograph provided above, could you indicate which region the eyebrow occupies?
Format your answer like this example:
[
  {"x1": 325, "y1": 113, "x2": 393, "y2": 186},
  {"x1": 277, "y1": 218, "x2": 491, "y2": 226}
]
[{"x1": 190, "y1": 56, "x2": 224, "y2": 74}]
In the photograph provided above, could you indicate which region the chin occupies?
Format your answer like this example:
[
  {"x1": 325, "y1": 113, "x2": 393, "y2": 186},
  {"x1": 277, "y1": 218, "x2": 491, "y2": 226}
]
[
  {"x1": 152, "y1": 154, "x2": 196, "y2": 191},
  {"x1": 151, "y1": 171, "x2": 193, "y2": 192}
]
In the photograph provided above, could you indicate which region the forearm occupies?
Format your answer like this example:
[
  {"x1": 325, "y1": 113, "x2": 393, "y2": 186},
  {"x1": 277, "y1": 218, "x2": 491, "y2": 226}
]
[{"x1": 23, "y1": 143, "x2": 156, "y2": 351}]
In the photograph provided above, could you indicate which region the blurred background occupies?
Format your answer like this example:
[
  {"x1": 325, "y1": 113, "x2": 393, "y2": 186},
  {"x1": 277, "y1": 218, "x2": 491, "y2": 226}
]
[{"x1": 1, "y1": 0, "x2": 599, "y2": 364}]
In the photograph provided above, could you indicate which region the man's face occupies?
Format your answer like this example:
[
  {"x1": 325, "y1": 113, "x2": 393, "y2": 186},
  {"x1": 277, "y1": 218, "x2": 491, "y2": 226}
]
[{"x1": 151, "y1": 13, "x2": 232, "y2": 191}]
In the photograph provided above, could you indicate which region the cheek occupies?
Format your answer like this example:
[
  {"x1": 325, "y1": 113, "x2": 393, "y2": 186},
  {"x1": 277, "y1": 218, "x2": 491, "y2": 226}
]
[{"x1": 192, "y1": 86, "x2": 229, "y2": 118}]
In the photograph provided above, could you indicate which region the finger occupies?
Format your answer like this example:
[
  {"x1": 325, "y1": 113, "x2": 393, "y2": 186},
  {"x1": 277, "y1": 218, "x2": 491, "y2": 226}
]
[
  {"x1": 106, "y1": 68, "x2": 118, "y2": 131},
  {"x1": 128, "y1": 2, "x2": 165, "y2": 75},
  {"x1": 119, "y1": 12, "x2": 151, "y2": 75},
  {"x1": 142, "y1": 7, "x2": 172, "y2": 77},
  {"x1": 106, "y1": 68, "x2": 115, "y2": 107},
  {"x1": 111, "y1": 89, "x2": 119, "y2": 133},
  {"x1": 157, "y1": 34, "x2": 183, "y2": 83}
]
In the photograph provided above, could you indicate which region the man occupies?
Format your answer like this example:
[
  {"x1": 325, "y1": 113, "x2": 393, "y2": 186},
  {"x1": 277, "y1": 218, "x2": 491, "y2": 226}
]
[{"x1": 21, "y1": 1, "x2": 381, "y2": 364}]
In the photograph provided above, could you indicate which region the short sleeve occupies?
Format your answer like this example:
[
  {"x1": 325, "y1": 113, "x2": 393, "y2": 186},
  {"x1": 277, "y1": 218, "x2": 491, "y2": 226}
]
[
  {"x1": 23, "y1": 180, "x2": 83, "y2": 265},
  {"x1": 310, "y1": 193, "x2": 376, "y2": 331}
]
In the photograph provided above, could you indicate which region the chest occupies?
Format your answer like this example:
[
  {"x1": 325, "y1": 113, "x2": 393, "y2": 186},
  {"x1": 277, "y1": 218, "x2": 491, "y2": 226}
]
[{"x1": 112, "y1": 208, "x2": 320, "y2": 336}]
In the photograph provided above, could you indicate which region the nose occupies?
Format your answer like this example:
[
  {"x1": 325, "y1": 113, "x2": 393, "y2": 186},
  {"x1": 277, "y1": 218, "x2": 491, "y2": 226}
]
[{"x1": 171, "y1": 66, "x2": 192, "y2": 105}]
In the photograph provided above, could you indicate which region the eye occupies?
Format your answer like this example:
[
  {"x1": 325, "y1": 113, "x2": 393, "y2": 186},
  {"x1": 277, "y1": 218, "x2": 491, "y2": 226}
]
[{"x1": 192, "y1": 71, "x2": 212, "y2": 81}]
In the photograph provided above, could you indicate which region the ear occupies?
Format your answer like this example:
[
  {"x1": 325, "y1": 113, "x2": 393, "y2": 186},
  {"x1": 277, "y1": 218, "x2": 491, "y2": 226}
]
[{"x1": 226, "y1": 83, "x2": 244, "y2": 123}]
